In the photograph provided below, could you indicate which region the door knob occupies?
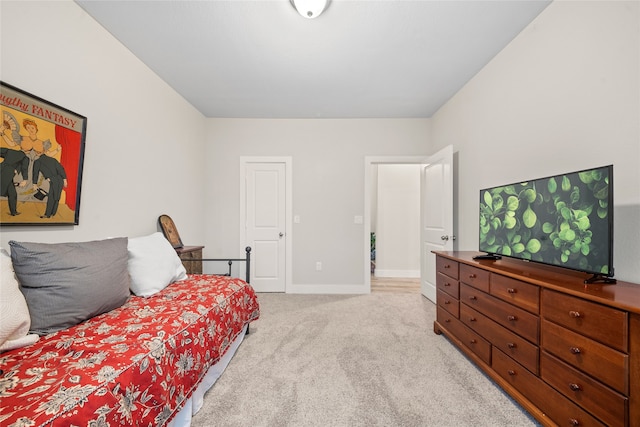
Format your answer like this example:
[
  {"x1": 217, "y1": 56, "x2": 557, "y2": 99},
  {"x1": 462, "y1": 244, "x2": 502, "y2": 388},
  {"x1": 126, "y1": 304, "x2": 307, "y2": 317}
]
[
  {"x1": 279, "y1": 232, "x2": 284, "y2": 238},
  {"x1": 441, "y1": 235, "x2": 449, "y2": 241}
]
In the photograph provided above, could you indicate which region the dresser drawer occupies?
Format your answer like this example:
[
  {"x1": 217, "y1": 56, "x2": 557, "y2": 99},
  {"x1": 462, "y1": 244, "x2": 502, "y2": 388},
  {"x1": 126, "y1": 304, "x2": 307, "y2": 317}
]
[
  {"x1": 437, "y1": 305, "x2": 458, "y2": 331},
  {"x1": 493, "y1": 349, "x2": 606, "y2": 427},
  {"x1": 461, "y1": 304, "x2": 539, "y2": 375},
  {"x1": 437, "y1": 271, "x2": 459, "y2": 299},
  {"x1": 454, "y1": 321, "x2": 492, "y2": 365},
  {"x1": 542, "y1": 289, "x2": 628, "y2": 352},
  {"x1": 542, "y1": 319, "x2": 628, "y2": 395},
  {"x1": 437, "y1": 289, "x2": 459, "y2": 318},
  {"x1": 437, "y1": 306, "x2": 491, "y2": 365},
  {"x1": 436, "y1": 256, "x2": 459, "y2": 280},
  {"x1": 491, "y1": 274, "x2": 540, "y2": 314},
  {"x1": 461, "y1": 283, "x2": 539, "y2": 344},
  {"x1": 460, "y1": 264, "x2": 490, "y2": 292},
  {"x1": 541, "y1": 352, "x2": 627, "y2": 427}
]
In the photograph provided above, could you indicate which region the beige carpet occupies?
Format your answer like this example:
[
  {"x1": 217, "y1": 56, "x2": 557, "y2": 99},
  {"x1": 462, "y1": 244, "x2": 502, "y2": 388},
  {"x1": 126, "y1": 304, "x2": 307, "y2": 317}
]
[{"x1": 191, "y1": 292, "x2": 540, "y2": 427}]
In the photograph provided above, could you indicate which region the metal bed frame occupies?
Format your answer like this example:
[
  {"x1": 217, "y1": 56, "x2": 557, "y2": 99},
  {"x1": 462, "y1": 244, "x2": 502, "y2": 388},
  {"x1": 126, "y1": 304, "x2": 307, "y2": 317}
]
[{"x1": 192, "y1": 246, "x2": 251, "y2": 283}]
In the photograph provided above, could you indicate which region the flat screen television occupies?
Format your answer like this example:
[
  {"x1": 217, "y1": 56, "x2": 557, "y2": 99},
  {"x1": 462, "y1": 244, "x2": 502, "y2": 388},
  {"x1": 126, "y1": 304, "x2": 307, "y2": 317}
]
[{"x1": 477, "y1": 164, "x2": 614, "y2": 284}]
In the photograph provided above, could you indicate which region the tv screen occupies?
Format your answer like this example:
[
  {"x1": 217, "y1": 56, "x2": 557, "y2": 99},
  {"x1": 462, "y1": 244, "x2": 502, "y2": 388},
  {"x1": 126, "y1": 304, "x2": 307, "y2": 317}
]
[{"x1": 478, "y1": 165, "x2": 614, "y2": 281}]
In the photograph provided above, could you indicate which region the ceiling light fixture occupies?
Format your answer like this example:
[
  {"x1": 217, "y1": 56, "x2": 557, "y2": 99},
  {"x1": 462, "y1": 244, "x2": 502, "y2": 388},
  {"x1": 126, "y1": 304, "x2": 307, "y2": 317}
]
[{"x1": 290, "y1": 0, "x2": 330, "y2": 19}]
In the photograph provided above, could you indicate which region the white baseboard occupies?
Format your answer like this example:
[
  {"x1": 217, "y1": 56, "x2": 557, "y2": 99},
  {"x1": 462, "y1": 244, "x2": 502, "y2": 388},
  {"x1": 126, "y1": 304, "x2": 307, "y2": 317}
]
[
  {"x1": 288, "y1": 283, "x2": 370, "y2": 294},
  {"x1": 373, "y1": 269, "x2": 420, "y2": 278}
]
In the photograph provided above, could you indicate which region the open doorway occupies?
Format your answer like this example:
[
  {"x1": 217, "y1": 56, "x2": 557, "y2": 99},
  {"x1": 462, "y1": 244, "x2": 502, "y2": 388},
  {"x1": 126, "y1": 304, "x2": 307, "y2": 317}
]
[
  {"x1": 370, "y1": 164, "x2": 421, "y2": 292},
  {"x1": 364, "y1": 156, "x2": 427, "y2": 294},
  {"x1": 364, "y1": 146, "x2": 455, "y2": 301}
]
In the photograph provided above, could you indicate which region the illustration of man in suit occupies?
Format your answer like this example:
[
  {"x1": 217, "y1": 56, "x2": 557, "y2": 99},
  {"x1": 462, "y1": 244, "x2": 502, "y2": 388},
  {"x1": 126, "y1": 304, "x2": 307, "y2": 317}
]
[
  {"x1": 32, "y1": 141, "x2": 67, "y2": 218},
  {"x1": 0, "y1": 147, "x2": 29, "y2": 216}
]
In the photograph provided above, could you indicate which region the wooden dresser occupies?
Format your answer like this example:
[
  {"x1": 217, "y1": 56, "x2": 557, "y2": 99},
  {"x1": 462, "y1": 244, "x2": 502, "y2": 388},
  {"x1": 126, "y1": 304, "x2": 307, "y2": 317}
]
[
  {"x1": 433, "y1": 251, "x2": 640, "y2": 427},
  {"x1": 175, "y1": 245, "x2": 204, "y2": 274}
]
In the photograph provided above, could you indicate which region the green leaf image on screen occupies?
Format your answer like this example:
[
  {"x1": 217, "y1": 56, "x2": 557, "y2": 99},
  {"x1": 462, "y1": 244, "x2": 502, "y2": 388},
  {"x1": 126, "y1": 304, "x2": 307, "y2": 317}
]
[{"x1": 479, "y1": 166, "x2": 612, "y2": 276}]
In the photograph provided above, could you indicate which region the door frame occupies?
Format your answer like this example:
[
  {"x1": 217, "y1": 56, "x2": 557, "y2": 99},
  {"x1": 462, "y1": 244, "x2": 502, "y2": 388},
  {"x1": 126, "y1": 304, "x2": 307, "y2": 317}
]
[
  {"x1": 364, "y1": 156, "x2": 429, "y2": 293},
  {"x1": 240, "y1": 156, "x2": 293, "y2": 292}
]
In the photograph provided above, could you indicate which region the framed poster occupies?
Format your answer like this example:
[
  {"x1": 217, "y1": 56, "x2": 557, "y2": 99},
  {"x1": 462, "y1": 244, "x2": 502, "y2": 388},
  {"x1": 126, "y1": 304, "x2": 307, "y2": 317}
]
[{"x1": 0, "y1": 82, "x2": 86, "y2": 225}]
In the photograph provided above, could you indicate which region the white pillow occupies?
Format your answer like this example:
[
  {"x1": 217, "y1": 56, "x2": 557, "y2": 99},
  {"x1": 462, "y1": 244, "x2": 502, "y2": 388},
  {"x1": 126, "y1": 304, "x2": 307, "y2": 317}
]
[
  {"x1": 127, "y1": 232, "x2": 188, "y2": 297},
  {"x1": 0, "y1": 248, "x2": 39, "y2": 351}
]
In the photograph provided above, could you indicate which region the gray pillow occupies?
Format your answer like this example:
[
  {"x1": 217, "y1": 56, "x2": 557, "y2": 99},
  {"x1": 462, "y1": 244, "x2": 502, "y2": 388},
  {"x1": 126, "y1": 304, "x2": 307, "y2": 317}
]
[{"x1": 9, "y1": 238, "x2": 130, "y2": 336}]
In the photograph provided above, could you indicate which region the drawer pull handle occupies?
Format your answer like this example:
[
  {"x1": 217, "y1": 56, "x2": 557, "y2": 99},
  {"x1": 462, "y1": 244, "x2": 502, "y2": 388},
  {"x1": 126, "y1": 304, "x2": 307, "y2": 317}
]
[
  {"x1": 569, "y1": 311, "x2": 582, "y2": 318},
  {"x1": 569, "y1": 383, "x2": 582, "y2": 392},
  {"x1": 444, "y1": 282, "x2": 451, "y2": 287},
  {"x1": 507, "y1": 342, "x2": 517, "y2": 349},
  {"x1": 445, "y1": 319, "x2": 451, "y2": 323},
  {"x1": 469, "y1": 274, "x2": 477, "y2": 279},
  {"x1": 444, "y1": 264, "x2": 451, "y2": 269},
  {"x1": 470, "y1": 339, "x2": 477, "y2": 344},
  {"x1": 569, "y1": 419, "x2": 580, "y2": 426},
  {"x1": 570, "y1": 347, "x2": 582, "y2": 354},
  {"x1": 507, "y1": 288, "x2": 517, "y2": 294},
  {"x1": 469, "y1": 296, "x2": 477, "y2": 301},
  {"x1": 444, "y1": 300, "x2": 451, "y2": 305},
  {"x1": 507, "y1": 315, "x2": 517, "y2": 321},
  {"x1": 469, "y1": 317, "x2": 477, "y2": 322},
  {"x1": 507, "y1": 370, "x2": 516, "y2": 376}
]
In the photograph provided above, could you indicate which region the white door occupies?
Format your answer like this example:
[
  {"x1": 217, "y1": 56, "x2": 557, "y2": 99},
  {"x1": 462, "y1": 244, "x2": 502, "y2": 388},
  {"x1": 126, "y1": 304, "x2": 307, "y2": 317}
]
[
  {"x1": 421, "y1": 145, "x2": 454, "y2": 302},
  {"x1": 241, "y1": 159, "x2": 290, "y2": 292}
]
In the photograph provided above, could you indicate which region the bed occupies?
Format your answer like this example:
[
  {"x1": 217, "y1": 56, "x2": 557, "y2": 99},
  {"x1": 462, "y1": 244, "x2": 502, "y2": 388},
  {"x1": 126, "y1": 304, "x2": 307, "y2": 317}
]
[{"x1": 0, "y1": 234, "x2": 259, "y2": 427}]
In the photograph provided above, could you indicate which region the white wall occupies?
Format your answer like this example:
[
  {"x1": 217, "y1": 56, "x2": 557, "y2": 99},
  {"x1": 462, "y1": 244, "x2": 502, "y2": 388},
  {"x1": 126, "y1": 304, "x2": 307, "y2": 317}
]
[
  {"x1": 4, "y1": 0, "x2": 636, "y2": 288},
  {"x1": 204, "y1": 119, "x2": 429, "y2": 290},
  {"x1": 375, "y1": 164, "x2": 421, "y2": 278},
  {"x1": 431, "y1": 1, "x2": 640, "y2": 282},
  {"x1": 0, "y1": 1, "x2": 206, "y2": 247}
]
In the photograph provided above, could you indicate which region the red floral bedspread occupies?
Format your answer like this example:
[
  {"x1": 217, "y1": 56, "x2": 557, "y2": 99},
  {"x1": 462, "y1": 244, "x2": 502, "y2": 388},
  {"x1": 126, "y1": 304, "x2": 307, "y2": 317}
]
[{"x1": 0, "y1": 275, "x2": 259, "y2": 427}]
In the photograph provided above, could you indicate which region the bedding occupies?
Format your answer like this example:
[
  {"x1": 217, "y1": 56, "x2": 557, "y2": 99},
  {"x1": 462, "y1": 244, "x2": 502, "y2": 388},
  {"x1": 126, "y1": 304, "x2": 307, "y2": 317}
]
[
  {"x1": 9, "y1": 238, "x2": 131, "y2": 335},
  {"x1": 167, "y1": 324, "x2": 248, "y2": 427},
  {"x1": 127, "y1": 232, "x2": 188, "y2": 297},
  {"x1": 0, "y1": 248, "x2": 38, "y2": 352},
  {"x1": 0, "y1": 274, "x2": 259, "y2": 426}
]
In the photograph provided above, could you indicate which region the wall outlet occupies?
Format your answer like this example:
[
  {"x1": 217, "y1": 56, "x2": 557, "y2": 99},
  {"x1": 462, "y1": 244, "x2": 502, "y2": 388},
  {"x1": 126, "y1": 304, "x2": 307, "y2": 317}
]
[{"x1": 315, "y1": 261, "x2": 322, "y2": 271}]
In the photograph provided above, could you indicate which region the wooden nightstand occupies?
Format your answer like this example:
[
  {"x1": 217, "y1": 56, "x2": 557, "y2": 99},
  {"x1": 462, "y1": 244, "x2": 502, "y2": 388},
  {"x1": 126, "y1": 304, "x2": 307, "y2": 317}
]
[{"x1": 175, "y1": 246, "x2": 204, "y2": 274}]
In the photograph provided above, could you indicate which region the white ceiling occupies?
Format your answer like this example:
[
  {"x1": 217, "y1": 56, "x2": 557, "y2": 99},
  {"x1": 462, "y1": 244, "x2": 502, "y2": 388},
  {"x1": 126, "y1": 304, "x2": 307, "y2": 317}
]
[{"x1": 76, "y1": 0, "x2": 551, "y2": 118}]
